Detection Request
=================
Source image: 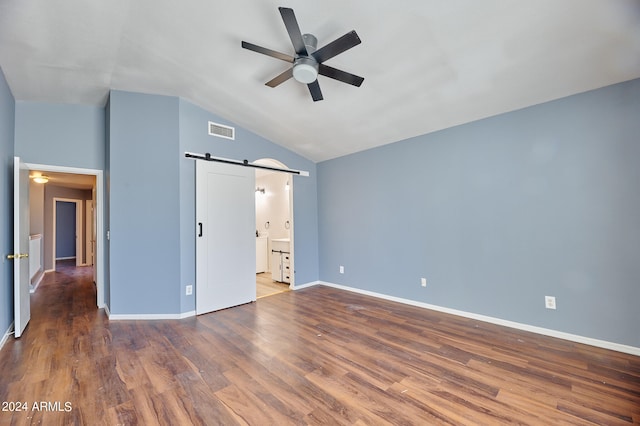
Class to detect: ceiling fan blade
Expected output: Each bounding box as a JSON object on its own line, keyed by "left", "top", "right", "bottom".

{"left": 318, "top": 64, "right": 364, "bottom": 87}
{"left": 266, "top": 68, "right": 294, "bottom": 87}
{"left": 312, "top": 30, "right": 361, "bottom": 64}
{"left": 279, "top": 7, "right": 308, "bottom": 56}
{"left": 307, "top": 80, "right": 323, "bottom": 102}
{"left": 241, "top": 41, "right": 294, "bottom": 63}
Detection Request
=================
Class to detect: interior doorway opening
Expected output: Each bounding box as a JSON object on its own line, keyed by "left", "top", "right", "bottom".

{"left": 254, "top": 158, "right": 295, "bottom": 299}
{"left": 25, "top": 163, "right": 104, "bottom": 308}
{"left": 53, "top": 198, "right": 82, "bottom": 269}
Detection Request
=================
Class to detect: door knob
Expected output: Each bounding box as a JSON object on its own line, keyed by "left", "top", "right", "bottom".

{"left": 6, "top": 253, "right": 28, "bottom": 260}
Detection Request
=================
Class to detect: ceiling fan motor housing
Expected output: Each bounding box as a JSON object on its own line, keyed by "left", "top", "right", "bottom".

{"left": 292, "top": 33, "right": 319, "bottom": 84}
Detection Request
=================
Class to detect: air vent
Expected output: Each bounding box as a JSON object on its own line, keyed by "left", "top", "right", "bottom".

{"left": 208, "top": 121, "right": 235, "bottom": 140}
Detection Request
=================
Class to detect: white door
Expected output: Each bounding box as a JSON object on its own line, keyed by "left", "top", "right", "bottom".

{"left": 196, "top": 161, "right": 256, "bottom": 315}
{"left": 13, "top": 157, "right": 30, "bottom": 338}
{"left": 86, "top": 200, "right": 94, "bottom": 266}
{"left": 91, "top": 186, "right": 97, "bottom": 284}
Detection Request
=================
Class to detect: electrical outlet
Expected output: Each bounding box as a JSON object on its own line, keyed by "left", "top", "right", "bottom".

{"left": 339, "top": 265, "right": 344, "bottom": 274}
{"left": 421, "top": 278, "right": 427, "bottom": 287}
{"left": 545, "top": 296, "right": 556, "bottom": 310}
{"left": 186, "top": 285, "right": 193, "bottom": 296}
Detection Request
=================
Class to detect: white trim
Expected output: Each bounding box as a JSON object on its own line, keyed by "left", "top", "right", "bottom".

{"left": 291, "top": 280, "right": 321, "bottom": 290}
{"left": 288, "top": 177, "right": 295, "bottom": 289}
{"left": 55, "top": 256, "right": 77, "bottom": 261}
{"left": 103, "top": 304, "right": 110, "bottom": 317}
{"left": 29, "top": 271, "right": 44, "bottom": 293}
{"left": 44, "top": 268, "right": 55, "bottom": 273}
{"left": 109, "top": 311, "right": 196, "bottom": 321}
{"left": 319, "top": 281, "right": 640, "bottom": 357}
{"left": 1, "top": 322, "right": 15, "bottom": 350}
{"left": 85, "top": 200, "right": 94, "bottom": 268}
{"left": 25, "top": 163, "right": 105, "bottom": 309}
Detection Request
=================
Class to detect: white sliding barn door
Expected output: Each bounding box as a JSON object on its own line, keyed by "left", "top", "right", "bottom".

{"left": 196, "top": 161, "right": 256, "bottom": 315}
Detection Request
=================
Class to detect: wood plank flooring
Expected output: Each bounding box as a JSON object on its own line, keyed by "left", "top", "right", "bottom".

{"left": 1, "top": 263, "right": 639, "bottom": 425}
{"left": 256, "top": 272, "right": 290, "bottom": 299}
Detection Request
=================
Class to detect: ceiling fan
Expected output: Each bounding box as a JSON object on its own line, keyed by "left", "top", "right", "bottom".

{"left": 241, "top": 7, "right": 364, "bottom": 102}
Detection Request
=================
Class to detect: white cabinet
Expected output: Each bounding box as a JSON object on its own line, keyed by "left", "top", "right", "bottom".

{"left": 271, "top": 238, "right": 290, "bottom": 283}
{"left": 256, "top": 236, "right": 268, "bottom": 273}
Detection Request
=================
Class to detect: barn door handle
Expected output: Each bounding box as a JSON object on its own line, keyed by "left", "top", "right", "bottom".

{"left": 198, "top": 222, "right": 203, "bottom": 237}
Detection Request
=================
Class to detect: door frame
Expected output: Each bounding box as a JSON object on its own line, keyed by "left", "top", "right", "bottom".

{"left": 86, "top": 200, "right": 94, "bottom": 267}
{"left": 52, "top": 198, "right": 83, "bottom": 267}
{"left": 25, "top": 162, "right": 105, "bottom": 309}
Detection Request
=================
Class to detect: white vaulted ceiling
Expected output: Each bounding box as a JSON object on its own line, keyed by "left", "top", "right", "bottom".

{"left": 1, "top": 1, "right": 639, "bottom": 162}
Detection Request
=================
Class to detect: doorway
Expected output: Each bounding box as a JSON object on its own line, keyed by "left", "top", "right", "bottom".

{"left": 53, "top": 198, "right": 82, "bottom": 268}
{"left": 254, "top": 158, "right": 295, "bottom": 299}
{"left": 192, "top": 154, "right": 303, "bottom": 313}
{"left": 25, "top": 162, "right": 104, "bottom": 308}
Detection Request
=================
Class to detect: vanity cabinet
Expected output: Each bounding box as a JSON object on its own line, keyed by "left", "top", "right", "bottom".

{"left": 271, "top": 239, "right": 290, "bottom": 283}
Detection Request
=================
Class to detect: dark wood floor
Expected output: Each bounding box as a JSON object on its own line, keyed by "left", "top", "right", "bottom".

{"left": 1, "top": 264, "right": 639, "bottom": 425}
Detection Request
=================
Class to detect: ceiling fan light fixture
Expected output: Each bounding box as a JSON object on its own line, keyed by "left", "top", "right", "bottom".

{"left": 292, "top": 58, "right": 318, "bottom": 84}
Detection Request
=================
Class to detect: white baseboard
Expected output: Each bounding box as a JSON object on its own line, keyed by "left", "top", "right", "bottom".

{"left": 319, "top": 281, "right": 640, "bottom": 357}
{"left": 291, "top": 280, "right": 321, "bottom": 290}
{"left": 29, "top": 270, "right": 45, "bottom": 294}
{"left": 45, "top": 268, "right": 55, "bottom": 273}
{"left": 0, "top": 322, "right": 15, "bottom": 350}
{"left": 56, "top": 256, "right": 76, "bottom": 261}
{"left": 108, "top": 310, "right": 196, "bottom": 321}
{"left": 103, "top": 304, "right": 110, "bottom": 317}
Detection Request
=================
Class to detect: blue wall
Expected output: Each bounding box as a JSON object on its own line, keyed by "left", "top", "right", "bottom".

{"left": 55, "top": 201, "right": 76, "bottom": 259}
{"left": 0, "top": 68, "right": 15, "bottom": 337}
{"left": 108, "top": 91, "right": 181, "bottom": 315}
{"left": 15, "top": 102, "right": 105, "bottom": 170}
{"left": 318, "top": 78, "right": 640, "bottom": 348}
{"left": 178, "top": 99, "right": 319, "bottom": 313}
{"left": 13, "top": 101, "right": 106, "bottom": 306}
{"left": 107, "top": 92, "right": 319, "bottom": 315}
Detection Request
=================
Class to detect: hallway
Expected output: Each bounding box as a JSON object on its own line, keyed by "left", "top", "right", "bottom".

{"left": 0, "top": 262, "right": 101, "bottom": 424}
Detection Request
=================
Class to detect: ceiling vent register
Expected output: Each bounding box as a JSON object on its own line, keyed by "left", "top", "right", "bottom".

{"left": 208, "top": 121, "right": 235, "bottom": 140}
